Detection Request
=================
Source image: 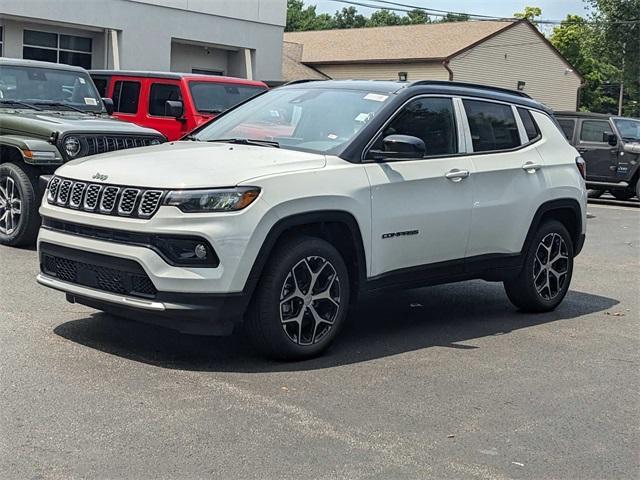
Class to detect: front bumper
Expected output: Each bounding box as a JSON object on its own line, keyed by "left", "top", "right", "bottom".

{"left": 37, "top": 273, "right": 248, "bottom": 335}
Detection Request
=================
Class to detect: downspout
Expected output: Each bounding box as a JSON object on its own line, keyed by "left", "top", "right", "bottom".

{"left": 443, "top": 58, "right": 454, "bottom": 81}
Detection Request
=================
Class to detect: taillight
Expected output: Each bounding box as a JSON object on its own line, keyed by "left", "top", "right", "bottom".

{"left": 576, "top": 156, "right": 586, "bottom": 179}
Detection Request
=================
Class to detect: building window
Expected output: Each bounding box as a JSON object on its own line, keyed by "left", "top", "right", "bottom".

{"left": 463, "top": 99, "right": 521, "bottom": 152}
{"left": 149, "top": 83, "right": 182, "bottom": 116}
{"left": 192, "top": 68, "right": 223, "bottom": 76}
{"left": 23, "top": 29, "right": 92, "bottom": 69}
{"left": 112, "top": 80, "right": 140, "bottom": 114}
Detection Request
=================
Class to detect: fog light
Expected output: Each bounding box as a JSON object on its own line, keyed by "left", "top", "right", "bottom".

{"left": 194, "top": 243, "right": 207, "bottom": 259}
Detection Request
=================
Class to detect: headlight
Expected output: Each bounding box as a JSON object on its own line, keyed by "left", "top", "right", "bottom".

{"left": 63, "top": 136, "right": 82, "bottom": 158}
{"left": 164, "top": 187, "right": 260, "bottom": 213}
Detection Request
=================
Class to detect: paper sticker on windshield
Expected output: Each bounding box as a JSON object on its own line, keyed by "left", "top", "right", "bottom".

{"left": 327, "top": 134, "right": 338, "bottom": 140}
{"left": 364, "top": 93, "right": 388, "bottom": 102}
{"left": 79, "top": 78, "right": 86, "bottom": 84}
{"left": 84, "top": 98, "right": 98, "bottom": 106}
{"left": 355, "top": 112, "right": 372, "bottom": 123}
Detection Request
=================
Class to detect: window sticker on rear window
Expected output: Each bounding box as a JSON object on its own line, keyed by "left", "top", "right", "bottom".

{"left": 84, "top": 97, "right": 98, "bottom": 105}
{"left": 364, "top": 93, "right": 388, "bottom": 102}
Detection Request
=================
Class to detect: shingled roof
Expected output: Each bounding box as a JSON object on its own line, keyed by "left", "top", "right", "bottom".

{"left": 283, "top": 20, "right": 515, "bottom": 64}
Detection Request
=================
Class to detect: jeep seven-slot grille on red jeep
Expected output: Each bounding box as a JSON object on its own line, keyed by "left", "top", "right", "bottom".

{"left": 46, "top": 176, "right": 165, "bottom": 218}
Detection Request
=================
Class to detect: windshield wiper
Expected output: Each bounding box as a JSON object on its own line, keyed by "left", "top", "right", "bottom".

{"left": 32, "top": 101, "right": 93, "bottom": 114}
{"left": 0, "top": 99, "right": 42, "bottom": 111}
{"left": 207, "top": 138, "right": 280, "bottom": 148}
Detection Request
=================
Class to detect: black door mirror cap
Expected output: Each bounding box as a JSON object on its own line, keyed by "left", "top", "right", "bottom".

{"left": 165, "top": 100, "right": 184, "bottom": 119}
{"left": 607, "top": 133, "right": 618, "bottom": 147}
{"left": 101, "top": 97, "right": 114, "bottom": 115}
{"left": 380, "top": 134, "right": 426, "bottom": 159}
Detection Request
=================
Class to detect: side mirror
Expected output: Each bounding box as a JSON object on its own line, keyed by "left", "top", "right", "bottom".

{"left": 102, "top": 97, "right": 114, "bottom": 115}
{"left": 165, "top": 100, "right": 184, "bottom": 119}
{"left": 606, "top": 133, "right": 618, "bottom": 146}
{"left": 375, "top": 134, "right": 426, "bottom": 159}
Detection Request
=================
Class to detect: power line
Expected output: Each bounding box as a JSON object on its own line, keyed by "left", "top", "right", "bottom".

{"left": 325, "top": 0, "right": 640, "bottom": 26}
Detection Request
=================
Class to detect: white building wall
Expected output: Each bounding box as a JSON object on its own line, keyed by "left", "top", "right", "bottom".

{"left": 448, "top": 22, "right": 582, "bottom": 110}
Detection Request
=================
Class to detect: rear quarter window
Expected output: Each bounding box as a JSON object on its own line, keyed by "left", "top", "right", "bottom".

{"left": 517, "top": 107, "right": 540, "bottom": 142}
{"left": 557, "top": 118, "right": 576, "bottom": 141}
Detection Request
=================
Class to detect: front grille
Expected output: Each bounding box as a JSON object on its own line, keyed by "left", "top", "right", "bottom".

{"left": 48, "top": 176, "right": 165, "bottom": 219}
{"left": 41, "top": 243, "right": 157, "bottom": 299}
{"left": 82, "top": 135, "right": 161, "bottom": 156}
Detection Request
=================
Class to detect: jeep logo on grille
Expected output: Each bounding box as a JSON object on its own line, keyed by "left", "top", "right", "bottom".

{"left": 92, "top": 173, "right": 109, "bottom": 182}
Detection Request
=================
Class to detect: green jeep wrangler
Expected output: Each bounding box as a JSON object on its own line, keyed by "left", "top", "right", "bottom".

{"left": 0, "top": 58, "right": 166, "bottom": 246}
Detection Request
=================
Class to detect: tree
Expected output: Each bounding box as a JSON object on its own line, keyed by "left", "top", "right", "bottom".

{"left": 587, "top": 0, "right": 640, "bottom": 116}
{"left": 333, "top": 6, "right": 367, "bottom": 29}
{"left": 514, "top": 6, "right": 542, "bottom": 25}
{"left": 437, "top": 12, "right": 471, "bottom": 23}
{"left": 405, "top": 9, "right": 431, "bottom": 25}
{"left": 550, "top": 14, "right": 619, "bottom": 113}
{"left": 366, "top": 10, "right": 404, "bottom": 27}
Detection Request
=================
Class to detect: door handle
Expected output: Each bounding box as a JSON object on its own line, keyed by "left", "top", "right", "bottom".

{"left": 522, "top": 162, "right": 542, "bottom": 173}
{"left": 445, "top": 169, "right": 470, "bottom": 182}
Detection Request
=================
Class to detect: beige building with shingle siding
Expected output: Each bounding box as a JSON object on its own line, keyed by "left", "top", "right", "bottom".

{"left": 283, "top": 20, "right": 583, "bottom": 110}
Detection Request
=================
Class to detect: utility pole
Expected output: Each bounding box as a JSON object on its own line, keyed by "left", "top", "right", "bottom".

{"left": 618, "top": 42, "right": 625, "bottom": 116}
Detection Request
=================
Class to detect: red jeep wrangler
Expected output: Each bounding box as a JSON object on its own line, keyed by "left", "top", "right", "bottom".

{"left": 90, "top": 71, "right": 268, "bottom": 141}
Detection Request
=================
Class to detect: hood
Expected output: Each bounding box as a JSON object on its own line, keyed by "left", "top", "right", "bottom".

{"left": 0, "top": 110, "right": 161, "bottom": 137}
{"left": 55, "top": 141, "right": 326, "bottom": 188}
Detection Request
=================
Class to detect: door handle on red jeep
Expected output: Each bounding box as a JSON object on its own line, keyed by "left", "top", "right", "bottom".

{"left": 522, "top": 162, "right": 542, "bottom": 173}
{"left": 445, "top": 169, "right": 470, "bottom": 182}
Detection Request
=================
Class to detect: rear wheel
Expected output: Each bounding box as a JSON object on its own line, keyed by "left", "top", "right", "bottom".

{"left": 504, "top": 220, "right": 574, "bottom": 312}
{"left": 245, "top": 236, "right": 350, "bottom": 360}
{"left": 587, "top": 189, "right": 604, "bottom": 198}
{"left": 0, "top": 162, "right": 40, "bottom": 247}
{"left": 611, "top": 189, "right": 635, "bottom": 201}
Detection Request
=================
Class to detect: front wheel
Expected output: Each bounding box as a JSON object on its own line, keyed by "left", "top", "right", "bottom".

{"left": 504, "top": 220, "right": 574, "bottom": 312}
{"left": 245, "top": 236, "right": 350, "bottom": 360}
{"left": 0, "top": 162, "right": 40, "bottom": 247}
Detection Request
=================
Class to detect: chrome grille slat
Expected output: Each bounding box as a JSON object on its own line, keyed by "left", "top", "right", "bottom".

{"left": 138, "top": 190, "right": 163, "bottom": 217}
{"left": 69, "top": 182, "right": 86, "bottom": 209}
{"left": 84, "top": 184, "right": 102, "bottom": 210}
{"left": 56, "top": 180, "right": 73, "bottom": 205}
{"left": 99, "top": 186, "right": 120, "bottom": 213}
{"left": 117, "top": 188, "right": 140, "bottom": 215}
{"left": 47, "top": 176, "right": 164, "bottom": 218}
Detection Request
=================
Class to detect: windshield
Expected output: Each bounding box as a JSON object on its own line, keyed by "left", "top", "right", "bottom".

{"left": 0, "top": 64, "right": 103, "bottom": 112}
{"left": 189, "top": 81, "right": 267, "bottom": 114}
{"left": 614, "top": 118, "right": 640, "bottom": 143}
{"left": 193, "top": 87, "right": 390, "bottom": 154}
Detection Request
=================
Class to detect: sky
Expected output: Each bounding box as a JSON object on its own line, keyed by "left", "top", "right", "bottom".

{"left": 312, "top": 0, "right": 589, "bottom": 22}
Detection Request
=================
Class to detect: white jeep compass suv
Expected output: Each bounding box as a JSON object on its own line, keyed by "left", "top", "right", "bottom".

{"left": 37, "top": 80, "right": 587, "bottom": 360}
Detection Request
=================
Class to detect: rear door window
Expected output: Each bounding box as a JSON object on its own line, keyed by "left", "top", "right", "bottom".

{"left": 92, "top": 76, "right": 109, "bottom": 97}
{"left": 149, "top": 83, "right": 182, "bottom": 116}
{"left": 463, "top": 99, "right": 521, "bottom": 152}
{"left": 580, "top": 120, "right": 613, "bottom": 143}
{"left": 557, "top": 119, "right": 576, "bottom": 141}
{"left": 112, "top": 80, "right": 140, "bottom": 114}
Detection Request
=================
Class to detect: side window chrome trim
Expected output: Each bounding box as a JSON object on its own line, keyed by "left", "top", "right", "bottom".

{"left": 361, "top": 94, "right": 459, "bottom": 163}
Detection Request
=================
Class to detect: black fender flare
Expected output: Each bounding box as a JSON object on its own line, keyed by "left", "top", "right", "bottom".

{"left": 522, "top": 198, "right": 584, "bottom": 256}
{"left": 241, "top": 210, "right": 368, "bottom": 297}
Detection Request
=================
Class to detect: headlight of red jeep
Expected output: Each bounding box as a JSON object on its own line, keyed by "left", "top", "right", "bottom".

{"left": 164, "top": 187, "right": 260, "bottom": 213}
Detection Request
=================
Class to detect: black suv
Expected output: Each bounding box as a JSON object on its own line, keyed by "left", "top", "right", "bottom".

{"left": 555, "top": 111, "right": 640, "bottom": 200}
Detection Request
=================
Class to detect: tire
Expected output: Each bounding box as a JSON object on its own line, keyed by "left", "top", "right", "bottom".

{"left": 504, "top": 220, "right": 574, "bottom": 312}
{"left": 611, "top": 189, "right": 635, "bottom": 201}
{"left": 0, "top": 162, "right": 41, "bottom": 247}
{"left": 245, "top": 235, "right": 350, "bottom": 360}
{"left": 587, "top": 189, "right": 604, "bottom": 199}
{"left": 636, "top": 180, "right": 640, "bottom": 200}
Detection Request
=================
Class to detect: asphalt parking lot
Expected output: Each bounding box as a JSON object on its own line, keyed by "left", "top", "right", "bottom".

{"left": 1, "top": 200, "right": 638, "bottom": 480}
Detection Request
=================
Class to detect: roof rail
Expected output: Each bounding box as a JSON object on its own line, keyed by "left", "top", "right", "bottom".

{"left": 282, "top": 79, "right": 328, "bottom": 86}
{"left": 409, "top": 80, "right": 532, "bottom": 99}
